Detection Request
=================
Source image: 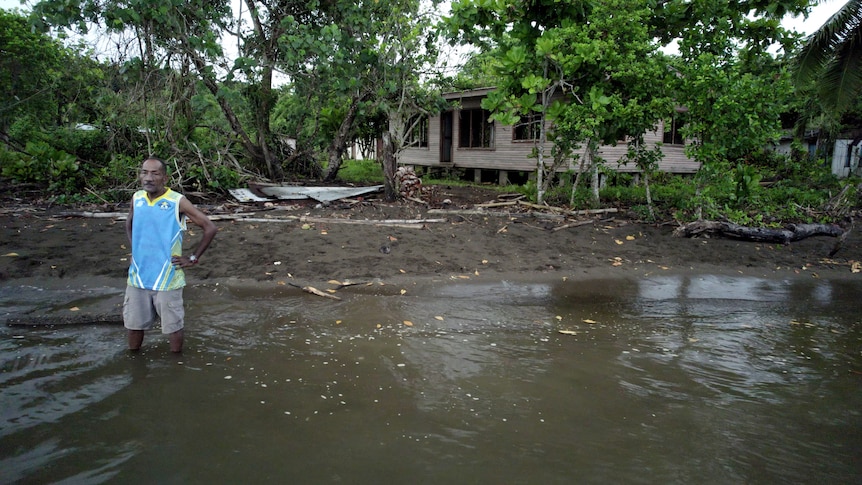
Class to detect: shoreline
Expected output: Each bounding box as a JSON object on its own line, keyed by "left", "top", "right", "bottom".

{"left": 1, "top": 199, "right": 859, "bottom": 289}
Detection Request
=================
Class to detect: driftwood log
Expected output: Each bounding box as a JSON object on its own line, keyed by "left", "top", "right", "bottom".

{"left": 673, "top": 220, "right": 846, "bottom": 244}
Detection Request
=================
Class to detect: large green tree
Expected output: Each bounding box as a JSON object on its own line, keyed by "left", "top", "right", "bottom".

{"left": 446, "top": 0, "right": 811, "bottom": 211}
{"left": 266, "top": 0, "right": 444, "bottom": 199}
{"left": 656, "top": 0, "right": 805, "bottom": 218}
{"left": 446, "top": 0, "right": 673, "bottom": 205}
{"left": 1, "top": 8, "right": 106, "bottom": 153}
{"left": 374, "top": 2, "right": 447, "bottom": 200}
{"left": 31, "top": 0, "right": 396, "bottom": 180}
{"left": 23, "top": 0, "right": 450, "bottom": 196}
{"left": 0, "top": 9, "right": 65, "bottom": 140}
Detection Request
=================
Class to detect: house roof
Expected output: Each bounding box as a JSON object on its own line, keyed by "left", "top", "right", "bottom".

{"left": 442, "top": 87, "right": 496, "bottom": 100}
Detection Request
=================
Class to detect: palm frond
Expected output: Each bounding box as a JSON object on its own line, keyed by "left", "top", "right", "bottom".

{"left": 794, "top": 0, "right": 862, "bottom": 84}
{"left": 817, "top": 19, "right": 862, "bottom": 109}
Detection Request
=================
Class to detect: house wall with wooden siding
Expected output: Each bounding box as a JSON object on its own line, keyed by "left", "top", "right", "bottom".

{"left": 597, "top": 124, "right": 698, "bottom": 174}
{"left": 398, "top": 89, "right": 700, "bottom": 176}
{"left": 451, "top": 120, "right": 539, "bottom": 171}
{"left": 400, "top": 119, "right": 440, "bottom": 166}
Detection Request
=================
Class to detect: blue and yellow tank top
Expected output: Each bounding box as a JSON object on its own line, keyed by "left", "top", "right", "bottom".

{"left": 127, "top": 189, "right": 187, "bottom": 290}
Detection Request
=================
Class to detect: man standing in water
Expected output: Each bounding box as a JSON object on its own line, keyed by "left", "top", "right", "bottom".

{"left": 124, "top": 157, "right": 217, "bottom": 353}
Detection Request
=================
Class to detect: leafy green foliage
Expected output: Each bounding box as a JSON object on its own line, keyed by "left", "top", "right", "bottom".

{"left": 186, "top": 163, "right": 243, "bottom": 192}
{"left": 448, "top": 0, "right": 675, "bottom": 204}
{"left": 88, "top": 155, "right": 137, "bottom": 198}
{"left": 0, "top": 10, "right": 64, "bottom": 133}
{"left": 336, "top": 159, "right": 384, "bottom": 184}
{"left": 0, "top": 142, "right": 81, "bottom": 194}
{"left": 793, "top": 0, "right": 862, "bottom": 114}
{"left": 733, "top": 162, "right": 763, "bottom": 203}
{"left": 45, "top": 126, "right": 110, "bottom": 165}
{"left": 596, "top": 156, "right": 853, "bottom": 224}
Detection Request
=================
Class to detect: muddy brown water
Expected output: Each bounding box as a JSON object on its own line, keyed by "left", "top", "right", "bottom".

{"left": 1, "top": 274, "right": 861, "bottom": 484}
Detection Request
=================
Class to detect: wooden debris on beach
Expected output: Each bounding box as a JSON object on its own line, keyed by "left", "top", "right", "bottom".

{"left": 57, "top": 210, "right": 446, "bottom": 228}
{"left": 58, "top": 211, "right": 127, "bottom": 219}
{"left": 53, "top": 192, "right": 619, "bottom": 233}
{"left": 299, "top": 216, "right": 445, "bottom": 226}
{"left": 327, "top": 279, "right": 365, "bottom": 290}
{"left": 288, "top": 283, "right": 342, "bottom": 300}
{"left": 430, "top": 198, "right": 617, "bottom": 222}
{"left": 552, "top": 219, "right": 597, "bottom": 232}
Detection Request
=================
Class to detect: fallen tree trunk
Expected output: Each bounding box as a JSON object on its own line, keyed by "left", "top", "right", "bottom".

{"left": 672, "top": 220, "right": 845, "bottom": 244}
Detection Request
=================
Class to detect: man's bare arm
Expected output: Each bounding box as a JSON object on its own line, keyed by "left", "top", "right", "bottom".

{"left": 176, "top": 197, "right": 217, "bottom": 267}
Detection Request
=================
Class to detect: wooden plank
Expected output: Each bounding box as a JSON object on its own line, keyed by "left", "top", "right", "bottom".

{"left": 299, "top": 216, "right": 446, "bottom": 225}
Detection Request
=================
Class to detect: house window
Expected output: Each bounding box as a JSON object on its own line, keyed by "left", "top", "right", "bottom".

{"left": 513, "top": 113, "right": 542, "bottom": 141}
{"left": 459, "top": 108, "right": 494, "bottom": 148}
{"left": 662, "top": 115, "right": 685, "bottom": 145}
{"left": 406, "top": 115, "right": 429, "bottom": 148}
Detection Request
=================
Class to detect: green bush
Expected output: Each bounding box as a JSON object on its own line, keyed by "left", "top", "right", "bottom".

{"left": 514, "top": 179, "right": 537, "bottom": 201}
{"left": 186, "top": 163, "right": 244, "bottom": 192}
{"left": 45, "top": 126, "right": 110, "bottom": 165}
{"left": 84, "top": 154, "right": 139, "bottom": 203}
{"left": 600, "top": 183, "right": 646, "bottom": 206}
{"left": 0, "top": 141, "right": 81, "bottom": 194}
{"left": 599, "top": 173, "right": 699, "bottom": 219}
{"left": 337, "top": 159, "right": 383, "bottom": 183}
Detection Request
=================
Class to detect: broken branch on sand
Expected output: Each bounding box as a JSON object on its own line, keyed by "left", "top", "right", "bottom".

{"left": 551, "top": 219, "right": 596, "bottom": 232}
{"left": 428, "top": 204, "right": 617, "bottom": 220}
{"left": 288, "top": 283, "right": 342, "bottom": 300}
{"left": 476, "top": 201, "right": 518, "bottom": 208}
{"left": 428, "top": 209, "right": 567, "bottom": 220}
{"left": 299, "top": 216, "right": 445, "bottom": 226}
{"left": 212, "top": 215, "right": 443, "bottom": 226}
{"left": 516, "top": 200, "right": 619, "bottom": 217}
{"left": 58, "top": 211, "right": 127, "bottom": 219}
{"left": 569, "top": 208, "right": 619, "bottom": 216}
{"left": 211, "top": 215, "right": 298, "bottom": 222}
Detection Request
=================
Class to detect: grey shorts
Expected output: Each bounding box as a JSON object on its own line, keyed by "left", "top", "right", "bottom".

{"left": 123, "top": 286, "right": 185, "bottom": 334}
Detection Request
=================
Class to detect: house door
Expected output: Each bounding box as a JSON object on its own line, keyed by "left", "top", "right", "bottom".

{"left": 440, "top": 111, "right": 453, "bottom": 164}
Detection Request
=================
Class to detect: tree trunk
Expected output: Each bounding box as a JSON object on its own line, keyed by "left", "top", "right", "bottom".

{"left": 589, "top": 144, "right": 600, "bottom": 206}
{"left": 254, "top": 65, "right": 282, "bottom": 180}
{"left": 323, "top": 96, "right": 362, "bottom": 182}
{"left": 381, "top": 130, "right": 398, "bottom": 201}
{"left": 243, "top": 0, "right": 286, "bottom": 180}
{"left": 188, "top": 52, "right": 271, "bottom": 177}
{"left": 643, "top": 170, "right": 655, "bottom": 220}
{"left": 536, "top": 146, "right": 546, "bottom": 205}
{"left": 570, "top": 144, "right": 588, "bottom": 207}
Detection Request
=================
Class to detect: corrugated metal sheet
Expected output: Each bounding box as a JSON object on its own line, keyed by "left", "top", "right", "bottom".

{"left": 230, "top": 186, "right": 384, "bottom": 203}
